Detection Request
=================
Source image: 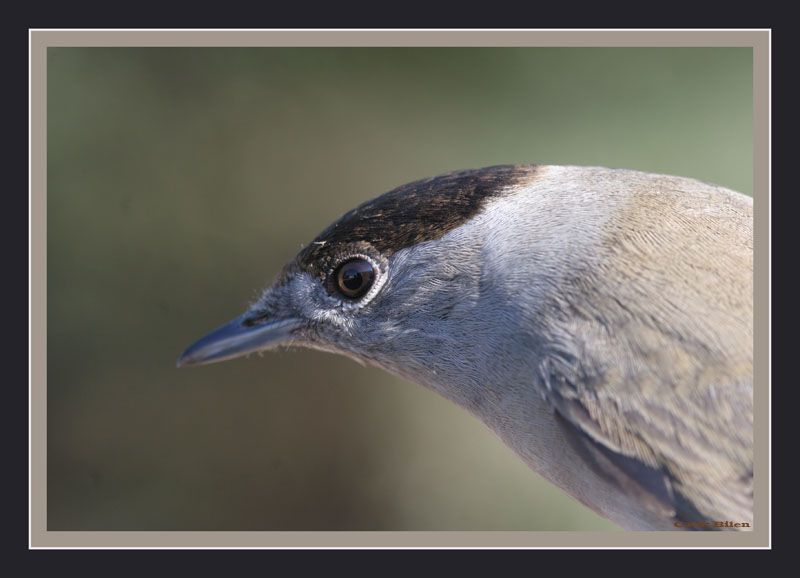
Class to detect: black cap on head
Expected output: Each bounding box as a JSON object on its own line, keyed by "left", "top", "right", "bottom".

{"left": 295, "top": 164, "right": 539, "bottom": 277}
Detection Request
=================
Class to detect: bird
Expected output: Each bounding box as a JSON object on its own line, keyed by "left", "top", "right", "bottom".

{"left": 177, "top": 164, "right": 753, "bottom": 531}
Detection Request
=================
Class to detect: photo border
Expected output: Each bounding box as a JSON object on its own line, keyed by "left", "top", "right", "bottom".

{"left": 30, "top": 28, "right": 770, "bottom": 548}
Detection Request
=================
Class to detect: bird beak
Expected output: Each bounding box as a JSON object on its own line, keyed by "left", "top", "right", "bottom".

{"left": 176, "top": 313, "right": 304, "bottom": 368}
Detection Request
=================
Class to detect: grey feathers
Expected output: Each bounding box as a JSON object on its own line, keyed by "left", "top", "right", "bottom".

{"left": 227, "top": 165, "right": 754, "bottom": 530}
{"left": 518, "top": 167, "right": 753, "bottom": 527}
{"left": 346, "top": 165, "right": 753, "bottom": 529}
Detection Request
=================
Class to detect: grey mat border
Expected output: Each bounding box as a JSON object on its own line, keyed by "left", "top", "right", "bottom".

{"left": 30, "top": 29, "right": 770, "bottom": 548}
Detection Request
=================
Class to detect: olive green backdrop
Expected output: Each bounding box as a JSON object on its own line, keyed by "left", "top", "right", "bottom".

{"left": 47, "top": 47, "right": 752, "bottom": 530}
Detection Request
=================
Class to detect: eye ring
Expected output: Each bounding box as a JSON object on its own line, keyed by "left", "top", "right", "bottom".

{"left": 333, "top": 257, "right": 376, "bottom": 299}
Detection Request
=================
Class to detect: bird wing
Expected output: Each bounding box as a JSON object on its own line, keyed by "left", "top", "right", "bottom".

{"left": 530, "top": 176, "right": 754, "bottom": 527}
{"left": 538, "top": 320, "right": 753, "bottom": 526}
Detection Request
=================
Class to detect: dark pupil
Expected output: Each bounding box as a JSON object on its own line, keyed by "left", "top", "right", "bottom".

{"left": 337, "top": 259, "right": 374, "bottom": 297}
{"left": 342, "top": 267, "right": 365, "bottom": 290}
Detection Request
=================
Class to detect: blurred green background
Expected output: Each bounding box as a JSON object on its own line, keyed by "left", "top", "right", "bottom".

{"left": 47, "top": 47, "right": 752, "bottom": 531}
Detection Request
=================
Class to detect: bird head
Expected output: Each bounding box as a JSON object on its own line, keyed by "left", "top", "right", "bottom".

{"left": 177, "top": 165, "right": 541, "bottom": 393}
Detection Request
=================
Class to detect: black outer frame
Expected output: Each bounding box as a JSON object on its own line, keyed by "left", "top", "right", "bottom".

{"left": 11, "top": 7, "right": 782, "bottom": 569}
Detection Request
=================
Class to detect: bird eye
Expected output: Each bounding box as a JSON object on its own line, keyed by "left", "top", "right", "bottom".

{"left": 334, "top": 258, "right": 375, "bottom": 299}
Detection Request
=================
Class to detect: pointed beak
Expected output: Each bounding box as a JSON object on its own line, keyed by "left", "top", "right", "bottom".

{"left": 176, "top": 313, "right": 304, "bottom": 368}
